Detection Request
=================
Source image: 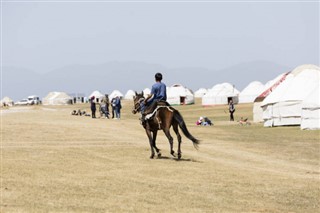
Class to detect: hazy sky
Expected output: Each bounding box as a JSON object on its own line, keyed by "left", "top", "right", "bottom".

{"left": 2, "top": 0, "right": 319, "bottom": 73}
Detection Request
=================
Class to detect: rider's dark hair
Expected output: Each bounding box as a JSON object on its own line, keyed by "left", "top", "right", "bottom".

{"left": 155, "top": 73, "right": 163, "bottom": 81}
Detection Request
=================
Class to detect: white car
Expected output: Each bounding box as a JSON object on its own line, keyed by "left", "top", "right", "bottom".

{"left": 15, "top": 99, "right": 29, "bottom": 106}
{"left": 27, "top": 95, "right": 41, "bottom": 105}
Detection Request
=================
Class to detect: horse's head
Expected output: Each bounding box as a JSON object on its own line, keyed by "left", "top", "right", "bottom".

{"left": 132, "top": 91, "right": 144, "bottom": 114}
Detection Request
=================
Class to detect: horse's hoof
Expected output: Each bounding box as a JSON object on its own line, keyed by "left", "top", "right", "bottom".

{"left": 171, "top": 151, "right": 175, "bottom": 157}
{"left": 150, "top": 155, "right": 154, "bottom": 159}
{"left": 157, "top": 153, "right": 162, "bottom": 158}
{"left": 177, "top": 153, "right": 181, "bottom": 160}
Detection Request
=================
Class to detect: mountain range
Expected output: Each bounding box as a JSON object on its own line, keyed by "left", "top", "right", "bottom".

{"left": 2, "top": 60, "right": 292, "bottom": 101}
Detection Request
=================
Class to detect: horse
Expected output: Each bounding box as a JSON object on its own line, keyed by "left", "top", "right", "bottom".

{"left": 132, "top": 92, "right": 200, "bottom": 159}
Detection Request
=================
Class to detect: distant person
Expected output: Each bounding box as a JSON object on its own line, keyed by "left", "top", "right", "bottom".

{"left": 105, "top": 94, "right": 110, "bottom": 119}
{"left": 90, "top": 96, "right": 96, "bottom": 118}
{"left": 141, "top": 72, "right": 168, "bottom": 125}
{"left": 228, "top": 99, "right": 235, "bottom": 121}
{"left": 114, "top": 96, "right": 122, "bottom": 119}
{"left": 111, "top": 97, "right": 116, "bottom": 119}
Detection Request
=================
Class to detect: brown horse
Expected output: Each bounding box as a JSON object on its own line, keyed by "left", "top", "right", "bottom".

{"left": 132, "top": 92, "right": 199, "bottom": 159}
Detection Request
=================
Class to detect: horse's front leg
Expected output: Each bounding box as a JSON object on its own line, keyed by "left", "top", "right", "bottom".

{"left": 152, "top": 130, "right": 161, "bottom": 158}
{"left": 145, "top": 128, "right": 155, "bottom": 159}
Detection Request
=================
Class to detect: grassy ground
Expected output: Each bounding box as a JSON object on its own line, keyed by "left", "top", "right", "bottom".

{"left": 1, "top": 99, "right": 319, "bottom": 212}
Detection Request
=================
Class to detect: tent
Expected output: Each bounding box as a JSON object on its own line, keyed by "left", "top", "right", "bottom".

{"left": 252, "top": 72, "right": 290, "bottom": 122}
{"left": 42, "top": 92, "right": 73, "bottom": 105}
{"left": 167, "top": 84, "right": 194, "bottom": 105}
{"left": 1, "top": 96, "right": 14, "bottom": 106}
{"left": 124, "top": 90, "right": 136, "bottom": 100}
{"left": 301, "top": 86, "right": 320, "bottom": 130}
{"left": 239, "top": 81, "right": 264, "bottom": 103}
{"left": 143, "top": 88, "right": 151, "bottom": 98}
{"left": 202, "top": 83, "right": 239, "bottom": 106}
{"left": 109, "top": 90, "right": 123, "bottom": 100}
{"left": 89, "top": 90, "right": 105, "bottom": 103}
{"left": 261, "top": 64, "right": 320, "bottom": 127}
{"left": 194, "top": 88, "right": 208, "bottom": 98}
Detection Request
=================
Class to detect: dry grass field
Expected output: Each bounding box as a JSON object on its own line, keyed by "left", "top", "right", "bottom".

{"left": 1, "top": 99, "right": 319, "bottom": 212}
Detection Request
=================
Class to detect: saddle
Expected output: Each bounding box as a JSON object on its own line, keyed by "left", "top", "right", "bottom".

{"left": 142, "top": 101, "right": 171, "bottom": 129}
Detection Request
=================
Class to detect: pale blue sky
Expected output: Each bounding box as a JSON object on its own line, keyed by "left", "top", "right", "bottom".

{"left": 2, "top": 1, "right": 319, "bottom": 73}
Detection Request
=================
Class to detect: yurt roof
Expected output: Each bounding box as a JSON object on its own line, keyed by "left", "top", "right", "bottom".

{"left": 124, "top": 90, "right": 135, "bottom": 99}
{"left": 89, "top": 90, "right": 104, "bottom": 98}
{"left": 195, "top": 88, "right": 208, "bottom": 93}
{"left": 262, "top": 65, "right": 320, "bottom": 106}
{"left": 194, "top": 88, "right": 208, "bottom": 97}
{"left": 143, "top": 88, "right": 151, "bottom": 94}
{"left": 1, "top": 96, "right": 14, "bottom": 103}
{"left": 254, "top": 72, "right": 290, "bottom": 102}
{"left": 44, "top": 91, "right": 72, "bottom": 100}
{"left": 110, "top": 90, "right": 123, "bottom": 99}
{"left": 206, "top": 82, "right": 239, "bottom": 97}
{"left": 240, "top": 81, "right": 264, "bottom": 96}
{"left": 167, "top": 84, "right": 194, "bottom": 97}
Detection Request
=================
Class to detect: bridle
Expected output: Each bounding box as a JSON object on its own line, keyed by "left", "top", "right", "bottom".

{"left": 132, "top": 96, "right": 145, "bottom": 114}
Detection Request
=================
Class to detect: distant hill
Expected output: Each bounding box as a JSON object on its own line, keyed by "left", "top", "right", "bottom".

{"left": 2, "top": 61, "right": 292, "bottom": 101}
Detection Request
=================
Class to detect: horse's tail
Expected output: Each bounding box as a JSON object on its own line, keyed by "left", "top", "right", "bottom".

{"left": 173, "top": 109, "right": 200, "bottom": 149}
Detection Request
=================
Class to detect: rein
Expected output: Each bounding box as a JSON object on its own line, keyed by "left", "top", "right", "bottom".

{"left": 133, "top": 97, "right": 145, "bottom": 113}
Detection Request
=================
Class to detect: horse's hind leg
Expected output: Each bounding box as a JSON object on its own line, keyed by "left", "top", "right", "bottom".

{"left": 152, "top": 130, "right": 161, "bottom": 158}
{"left": 173, "top": 123, "right": 182, "bottom": 160}
{"left": 163, "top": 128, "right": 175, "bottom": 157}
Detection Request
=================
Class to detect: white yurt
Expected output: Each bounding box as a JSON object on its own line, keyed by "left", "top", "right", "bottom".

{"left": 239, "top": 81, "right": 264, "bottom": 103}
{"left": 261, "top": 64, "right": 320, "bottom": 127}
{"left": 194, "top": 88, "right": 208, "bottom": 98}
{"left": 253, "top": 72, "right": 290, "bottom": 122}
{"left": 124, "top": 90, "right": 136, "bottom": 100}
{"left": 202, "top": 83, "right": 239, "bottom": 106}
{"left": 143, "top": 88, "right": 151, "bottom": 98}
{"left": 1, "top": 96, "right": 14, "bottom": 106}
{"left": 89, "top": 90, "right": 105, "bottom": 103}
{"left": 301, "top": 86, "right": 320, "bottom": 130}
{"left": 167, "top": 84, "right": 195, "bottom": 105}
{"left": 109, "top": 90, "right": 123, "bottom": 100}
{"left": 42, "top": 92, "right": 73, "bottom": 105}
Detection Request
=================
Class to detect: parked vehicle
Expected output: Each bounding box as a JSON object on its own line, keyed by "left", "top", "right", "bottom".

{"left": 27, "top": 95, "right": 41, "bottom": 105}
{"left": 15, "top": 99, "right": 29, "bottom": 106}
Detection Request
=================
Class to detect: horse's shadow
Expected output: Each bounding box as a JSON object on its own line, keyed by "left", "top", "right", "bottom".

{"left": 156, "top": 156, "right": 202, "bottom": 163}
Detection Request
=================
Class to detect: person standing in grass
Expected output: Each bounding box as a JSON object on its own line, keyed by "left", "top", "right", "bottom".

{"left": 114, "top": 96, "right": 121, "bottom": 119}
{"left": 229, "top": 99, "right": 235, "bottom": 121}
{"left": 90, "top": 96, "right": 96, "bottom": 118}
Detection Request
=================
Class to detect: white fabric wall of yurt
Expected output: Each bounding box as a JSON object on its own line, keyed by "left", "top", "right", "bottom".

{"left": 261, "top": 64, "right": 320, "bottom": 127}
{"left": 167, "top": 84, "right": 195, "bottom": 105}
{"left": 143, "top": 88, "right": 151, "bottom": 98}
{"left": 301, "top": 86, "right": 320, "bottom": 130}
{"left": 1, "top": 96, "right": 14, "bottom": 106}
{"left": 89, "top": 90, "right": 104, "bottom": 103}
{"left": 239, "top": 81, "right": 264, "bottom": 103}
{"left": 252, "top": 72, "right": 290, "bottom": 122}
{"left": 202, "top": 83, "right": 239, "bottom": 106}
{"left": 42, "top": 92, "right": 73, "bottom": 105}
{"left": 194, "top": 88, "right": 208, "bottom": 98}
{"left": 109, "top": 90, "right": 124, "bottom": 100}
{"left": 124, "top": 90, "right": 135, "bottom": 100}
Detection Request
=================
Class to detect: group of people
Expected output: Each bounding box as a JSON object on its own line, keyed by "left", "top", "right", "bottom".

{"left": 71, "top": 109, "right": 87, "bottom": 116}
{"left": 196, "top": 116, "right": 213, "bottom": 126}
{"left": 90, "top": 95, "right": 122, "bottom": 119}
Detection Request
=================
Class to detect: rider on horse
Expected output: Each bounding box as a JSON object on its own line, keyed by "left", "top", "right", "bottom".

{"left": 140, "top": 73, "right": 169, "bottom": 126}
